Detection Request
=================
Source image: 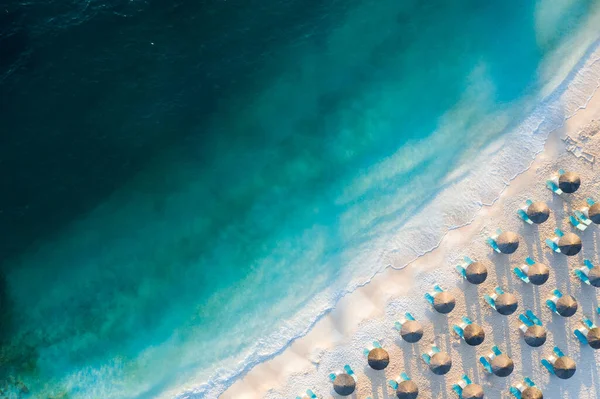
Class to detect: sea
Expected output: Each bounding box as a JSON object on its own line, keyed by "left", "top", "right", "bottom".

{"left": 2, "top": 0, "right": 600, "bottom": 398}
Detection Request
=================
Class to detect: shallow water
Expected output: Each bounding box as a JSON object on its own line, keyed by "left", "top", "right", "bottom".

{"left": 2, "top": 1, "right": 600, "bottom": 398}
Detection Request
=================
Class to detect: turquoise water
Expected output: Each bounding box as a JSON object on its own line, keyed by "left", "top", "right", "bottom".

{"left": 2, "top": 0, "right": 600, "bottom": 398}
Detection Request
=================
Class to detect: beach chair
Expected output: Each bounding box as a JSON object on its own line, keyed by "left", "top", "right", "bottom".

{"left": 456, "top": 256, "right": 488, "bottom": 285}
{"left": 569, "top": 198, "right": 599, "bottom": 231}
{"left": 452, "top": 374, "right": 484, "bottom": 398}
{"left": 574, "top": 316, "right": 600, "bottom": 349}
{"left": 453, "top": 316, "right": 485, "bottom": 346}
{"left": 484, "top": 286, "right": 518, "bottom": 315}
{"left": 546, "top": 289, "right": 578, "bottom": 317}
{"left": 295, "top": 389, "right": 318, "bottom": 399}
{"left": 513, "top": 257, "right": 549, "bottom": 285}
{"left": 571, "top": 198, "right": 600, "bottom": 228}
{"left": 388, "top": 372, "right": 412, "bottom": 390}
{"left": 422, "top": 345, "right": 452, "bottom": 375}
{"left": 388, "top": 372, "right": 418, "bottom": 398}
{"left": 509, "top": 378, "right": 542, "bottom": 399}
{"left": 329, "top": 365, "right": 356, "bottom": 396}
{"left": 541, "top": 347, "right": 577, "bottom": 379}
{"left": 424, "top": 284, "right": 456, "bottom": 314}
{"left": 546, "top": 169, "right": 580, "bottom": 195}
{"left": 363, "top": 340, "right": 389, "bottom": 370}
{"left": 394, "top": 312, "right": 424, "bottom": 343}
{"left": 479, "top": 346, "right": 514, "bottom": 377}
{"left": 545, "top": 229, "right": 582, "bottom": 256}
{"left": 518, "top": 310, "right": 546, "bottom": 347}
{"left": 575, "top": 259, "right": 600, "bottom": 287}
{"left": 486, "top": 229, "right": 519, "bottom": 254}
{"left": 517, "top": 200, "right": 550, "bottom": 225}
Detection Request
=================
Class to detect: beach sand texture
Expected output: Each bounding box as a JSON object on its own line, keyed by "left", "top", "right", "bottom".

{"left": 222, "top": 55, "right": 600, "bottom": 399}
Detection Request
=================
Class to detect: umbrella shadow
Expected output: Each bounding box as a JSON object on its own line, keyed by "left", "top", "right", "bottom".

{"left": 462, "top": 283, "right": 483, "bottom": 324}
{"left": 518, "top": 335, "right": 536, "bottom": 378}
{"left": 575, "top": 346, "right": 598, "bottom": 392}
{"left": 486, "top": 251, "right": 514, "bottom": 292}
{"left": 457, "top": 341, "right": 481, "bottom": 381}
{"left": 398, "top": 340, "right": 418, "bottom": 378}
{"left": 523, "top": 223, "right": 546, "bottom": 263}
{"left": 363, "top": 365, "right": 390, "bottom": 399}
{"left": 429, "top": 374, "right": 450, "bottom": 399}
{"left": 546, "top": 314, "right": 571, "bottom": 354}
{"left": 592, "top": 228, "right": 600, "bottom": 258}
{"left": 582, "top": 228, "right": 599, "bottom": 262}
{"left": 546, "top": 253, "right": 572, "bottom": 294}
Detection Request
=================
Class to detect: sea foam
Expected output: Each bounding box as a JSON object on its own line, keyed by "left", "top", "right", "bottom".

{"left": 180, "top": 35, "right": 600, "bottom": 399}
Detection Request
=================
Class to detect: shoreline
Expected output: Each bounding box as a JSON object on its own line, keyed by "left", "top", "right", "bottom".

{"left": 215, "top": 47, "right": 600, "bottom": 399}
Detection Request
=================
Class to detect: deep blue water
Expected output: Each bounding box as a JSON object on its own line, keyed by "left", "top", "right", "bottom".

{"left": 1, "top": 0, "right": 600, "bottom": 398}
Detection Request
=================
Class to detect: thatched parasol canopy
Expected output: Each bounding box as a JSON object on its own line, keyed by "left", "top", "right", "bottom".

{"left": 462, "top": 384, "right": 484, "bottom": 399}
{"left": 496, "top": 231, "right": 519, "bottom": 254}
{"left": 367, "top": 347, "right": 390, "bottom": 370}
{"left": 556, "top": 295, "right": 578, "bottom": 317}
{"left": 433, "top": 292, "right": 456, "bottom": 314}
{"left": 429, "top": 352, "right": 452, "bottom": 375}
{"left": 333, "top": 373, "right": 356, "bottom": 396}
{"left": 522, "top": 386, "right": 543, "bottom": 399}
{"left": 527, "top": 263, "right": 550, "bottom": 285}
{"left": 524, "top": 325, "right": 547, "bottom": 347}
{"left": 495, "top": 293, "right": 518, "bottom": 315}
{"left": 588, "top": 267, "right": 600, "bottom": 287}
{"left": 401, "top": 320, "right": 423, "bottom": 343}
{"left": 527, "top": 202, "right": 550, "bottom": 224}
{"left": 464, "top": 323, "right": 485, "bottom": 346}
{"left": 587, "top": 327, "right": 600, "bottom": 350}
{"left": 554, "top": 356, "right": 576, "bottom": 379}
{"left": 558, "top": 233, "right": 582, "bottom": 256}
{"left": 589, "top": 202, "right": 600, "bottom": 224}
{"left": 558, "top": 172, "right": 581, "bottom": 194}
{"left": 396, "top": 380, "right": 418, "bottom": 399}
{"left": 466, "top": 262, "right": 488, "bottom": 285}
{"left": 491, "top": 354, "right": 514, "bottom": 377}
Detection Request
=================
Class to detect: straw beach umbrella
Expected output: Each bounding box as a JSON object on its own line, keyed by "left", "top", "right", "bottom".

{"left": 462, "top": 384, "right": 484, "bottom": 399}
{"left": 556, "top": 295, "right": 578, "bottom": 317}
{"left": 587, "top": 327, "right": 600, "bottom": 349}
{"left": 465, "top": 262, "right": 488, "bottom": 285}
{"left": 558, "top": 172, "right": 581, "bottom": 193}
{"left": 429, "top": 352, "right": 452, "bottom": 375}
{"left": 554, "top": 357, "right": 576, "bottom": 379}
{"left": 367, "top": 347, "right": 389, "bottom": 370}
{"left": 396, "top": 380, "right": 418, "bottom": 399}
{"left": 433, "top": 292, "right": 456, "bottom": 314}
{"left": 558, "top": 233, "right": 582, "bottom": 256}
{"left": 522, "top": 387, "right": 543, "bottom": 399}
{"left": 496, "top": 231, "right": 519, "bottom": 254}
{"left": 401, "top": 320, "right": 424, "bottom": 343}
{"left": 527, "top": 263, "right": 550, "bottom": 285}
{"left": 333, "top": 373, "right": 356, "bottom": 396}
{"left": 587, "top": 267, "right": 600, "bottom": 287}
{"left": 524, "top": 325, "right": 547, "bottom": 347}
{"left": 589, "top": 202, "right": 600, "bottom": 224}
{"left": 491, "top": 354, "right": 514, "bottom": 377}
{"left": 527, "top": 202, "right": 550, "bottom": 224}
{"left": 495, "top": 293, "right": 518, "bottom": 315}
{"left": 464, "top": 323, "right": 485, "bottom": 346}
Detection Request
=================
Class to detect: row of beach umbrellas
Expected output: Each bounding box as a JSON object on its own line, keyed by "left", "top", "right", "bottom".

{"left": 299, "top": 170, "right": 596, "bottom": 399}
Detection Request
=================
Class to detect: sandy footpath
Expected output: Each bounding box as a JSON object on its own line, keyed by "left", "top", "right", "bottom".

{"left": 222, "top": 76, "right": 600, "bottom": 399}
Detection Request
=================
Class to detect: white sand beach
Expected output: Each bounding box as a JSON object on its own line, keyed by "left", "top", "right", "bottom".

{"left": 221, "top": 53, "right": 600, "bottom": 398}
